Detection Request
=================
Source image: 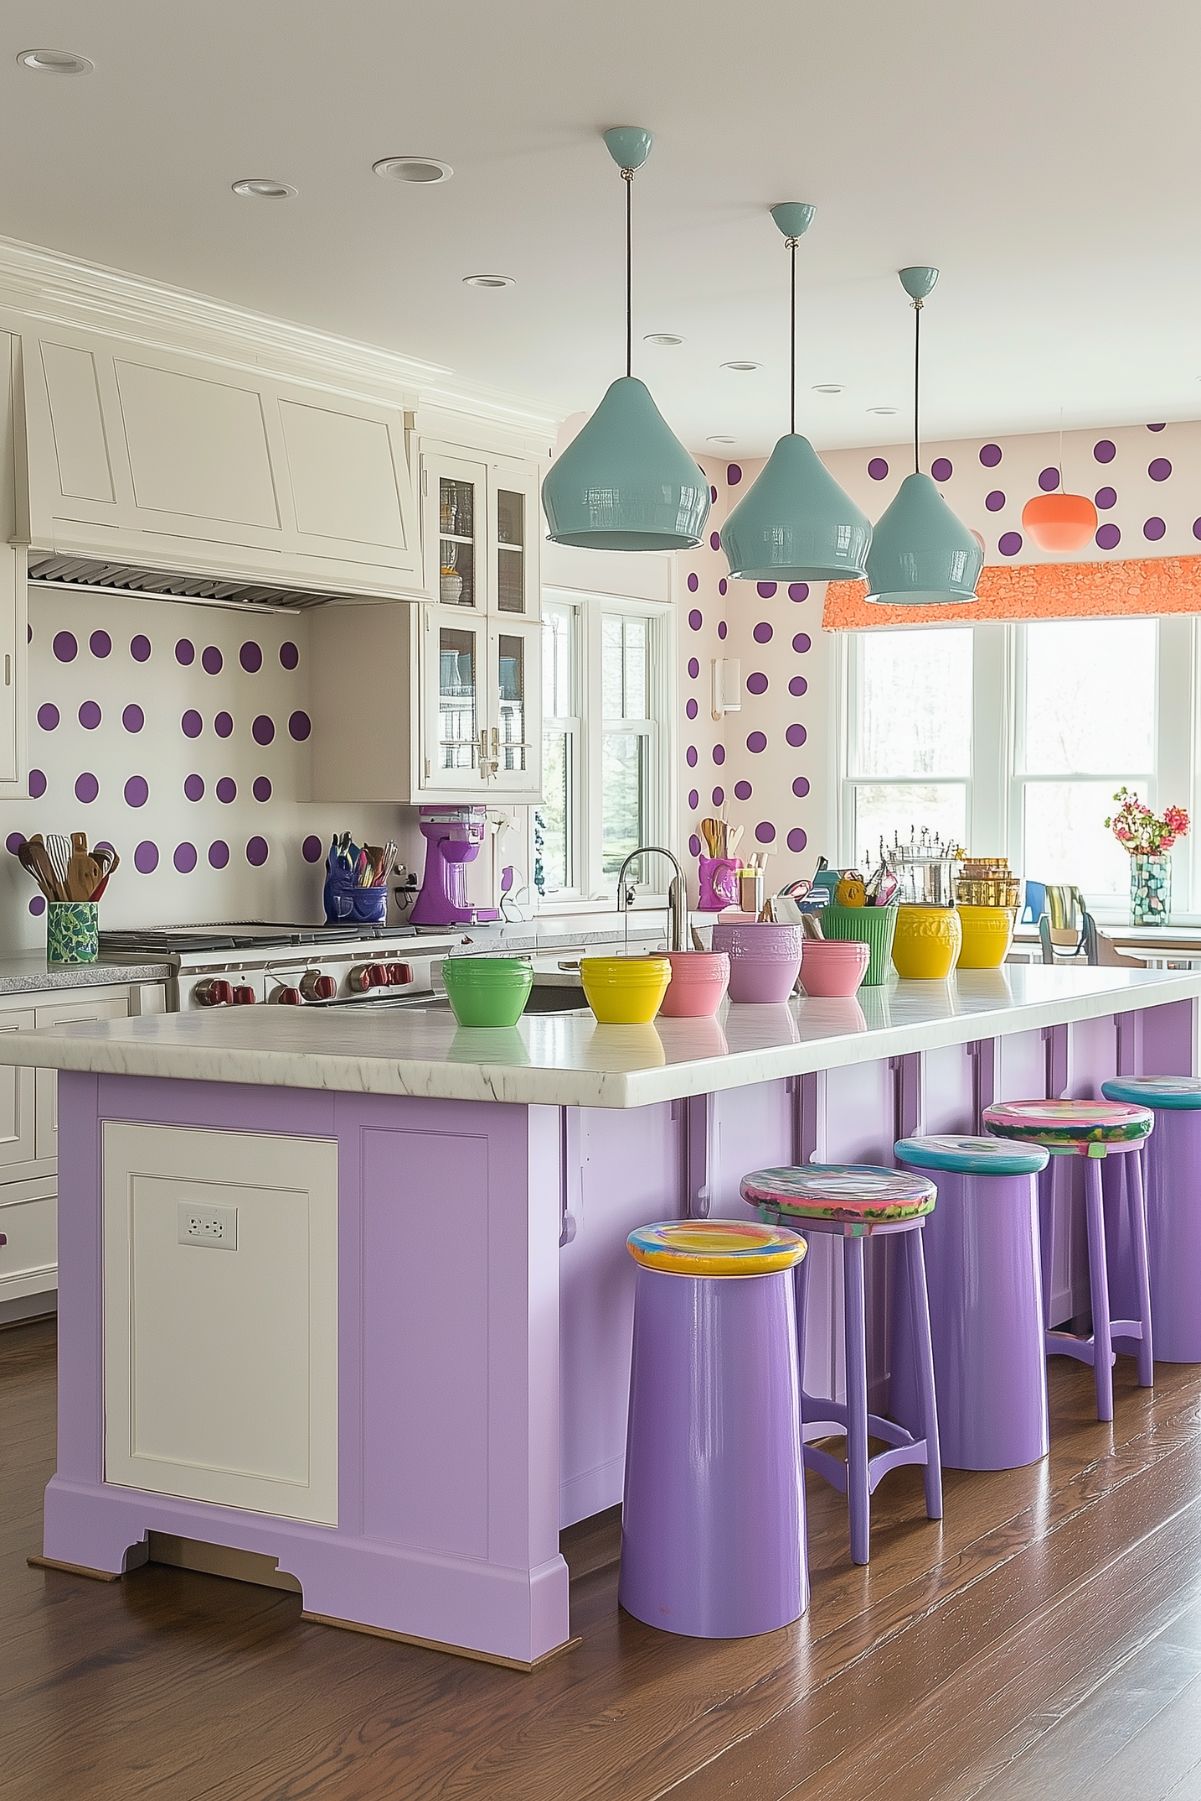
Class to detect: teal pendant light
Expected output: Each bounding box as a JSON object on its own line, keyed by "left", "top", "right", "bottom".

{"left": 541, "top": 128, "right": 710, "bottom": 552}
{"left": 864, "top": 267, "right": 983, "bottom": 605}
{"left": 720, "top": 202, "right": 870, "bottom": 583}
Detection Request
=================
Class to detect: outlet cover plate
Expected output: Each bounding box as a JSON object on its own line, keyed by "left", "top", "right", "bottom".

{"left": 177, "top": 1199, "right": 238, "bottom": 1251}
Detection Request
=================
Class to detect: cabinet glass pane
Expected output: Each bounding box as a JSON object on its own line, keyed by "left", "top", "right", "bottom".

{"left": 438, "top": 476, "right": 477, "bottom": 608}
{"left": 496, "top": 632, "right": 528, "bottom": 774}
{"left": 497, "top": 489, "right": 526, "bottom": 614}
{"left": 438, "top": 626, "right": 478, "bottom": 772}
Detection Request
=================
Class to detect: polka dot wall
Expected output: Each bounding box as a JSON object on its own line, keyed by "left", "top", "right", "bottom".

{"left": 0, "top": 591, "right": 410, "bottom": 950}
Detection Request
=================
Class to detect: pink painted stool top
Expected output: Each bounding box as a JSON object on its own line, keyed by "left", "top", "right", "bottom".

{"left": 740, "top": 1163, "right": 936, "bottom": 1226}
{"left": 983, "top": 1097, "right": 1153, "bottom": 1155}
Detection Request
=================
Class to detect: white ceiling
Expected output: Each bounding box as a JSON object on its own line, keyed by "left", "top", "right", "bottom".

{"left": 4, "top": 0, "right": 1200, "bottom": 454}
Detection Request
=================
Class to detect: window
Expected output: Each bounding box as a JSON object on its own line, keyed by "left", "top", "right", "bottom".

{"left": 537, "top": 595, "right": 670, "bottom": 901}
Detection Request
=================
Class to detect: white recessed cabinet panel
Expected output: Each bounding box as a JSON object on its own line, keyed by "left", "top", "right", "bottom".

{"left": 114, "top": 357, "right": 280, "bottom": 529}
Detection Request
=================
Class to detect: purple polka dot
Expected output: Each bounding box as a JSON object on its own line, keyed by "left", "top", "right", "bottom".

{"left": 174, "top": 842, "right": 198, "bottom": 874}
{"left": 246, "top": 836, "right": 269, "bottom": 868}
{"left": 686, "top": 697, "right": 698, "bottom": 720}
{"left": 756, "top": 581, "right": 778, "bottom": 599}
{"left": 789, "top": 675, "right": 808, "bottom": 696}
{"left": 786, "top": 723, "right": 807, "bottom": 748}
{"left": 985, "top": 490, "right": 1006, "bottom": 512}
{"left": 202, "top": 645, "right": 223, "bottom": 675}
{"left": 1149, "top": 457, "right": 1172, "bottom": 482}
{"left": 930, "top": 456, "right": 953, "bottom": 482}
{"left": 755, "top": 822, "right": 776, "bottom": 845}
{"left": 5, "top": 831, "right": 22, "bottom": 854}
{"left": 28, "top": 768, "right": 46, "bottom": 800}
{"left": 1144, "top": 517, "right": 1166, "bottom": 541}
{"left": 215, "top": 711, "right": 234, "bottom": 739}
{"left": 208, "top": 840, "right": 230, "bottom": 870}
{"left": 253, "top": 775, "right": 272, "bottom": 802}
{"left": 689, "top": 833, "right": 702, "bottom": 858}
{"left": 687, "top": 609, "right": 703, "bottom": 633}
{"left": 788, "top": 582, "right": 809, "bottom": 602}
{"left": 288, "top": 710, "right": 312, "bottom": 742}
{"left": 216, "top": 777, "right": 237, "bottom": 803}
{"left": 687, "top": 789, "right": 699, "bottom": 810}
{"left": 122, "top": 703, "right": 144, "bottom": 733}
{"left": 240, "top": 641, "right": 263, "bottom": 673}
{"left": 746, "top": 672, "right": 768, "bottom": 695}
{"left": 1096, "top": 523, "right": 1121, "bottom": 550}
{"left": 711, "top": 785, "right": 725, "bottom": 807}
{"left": 89, "top": 630, "right": 111, "bottom": 659}
{"left": 687, "top": 572, "right": 699, "bottom": 592}
{"left": 717, "top": 620, "right": 728, "bottom": 641}
{"left": 29, "top": 895, "right": 45, "bottom": 919}
{"left": 979, "top": 443, "right": 1002, "bottom": 467}
{"left": 718, "top": 578, "right": 728, "bottom": 597}
{"left": 124, "top": 776, "right": 148, "bottom": 808}
{"left": 687, "top": 657, "right": 700, "bottom": 680}
{"left": 1038, "top": 466, "right": 1060, "bottom": 492}
{"left": 130, "top": 634, "right": 152, "bottom": 662}
{"left": 998, "top": 531, "right": 1023, "bottom": 556}
{"left": 734, "top": 779, "right": 753, "bottom": 802}
{"left": 787, "top": 827, "right": 807, "bottom": 854}
{"left": 252, "top": 715, "right": 275, "bottom": 746}
{"left": 686, "top": 745, "right": 698, "bottom": 768}
{"left": 712, "top": 744, "right": 726, "bottom": 766}
{"left": 727, "top": 463, "right": 742, "bottom": 486}
{"left": 1194, "top": 519, "right": 1201, "bottom": 542}
{"left": 302, "top": 835, "right": 323, "bottom": 864}
{"left": 709, "top": 485, "right": 718, "bottom": 504}
{"left": 52, "top": 631, "right": 77, "bottom": 663}
{"left": 182, "top": 709, "right": 203, "bottom": 739}
{"left": 1093, "top": 439, "right": 1116, "bottom": 463}
{"left": 709, "top": 532, "right": 721, "bottom": 552}
{"left": 868, "top": 457, "right": 889, "bottom": 481}
{"left": 1147, "top": 422, "right": 1166, "bottom": 431}
{"left": 78, "top": 701, "right": 101, "bottom": 730}
{"left": 753, "top": 622, "right": 773, "bottom": 644}
{"left": 792, "top": 775, "right": 810, "bottom": 799}
{"left": 134, "top": 841, "right": 159, "bottom": 875}
{"left": 184, "top": 773, "right": 205, "bottom": 801}
{"left": 792, "top": 632, "right": 811, "bottom": 654}
{"left": 280, "top": 641, "right": 299, "bottom": 670}
{"left": 747, "top": 730, "right": 767, "bottom": 754}
{"left": 1095, "top": 486, "right": 1117, "bottom": 510}
{"left": 36, "top": 703, "right": 59, "bottom": 731}
{"left": 175, "top": 638, "right": 195, "bottom": 666}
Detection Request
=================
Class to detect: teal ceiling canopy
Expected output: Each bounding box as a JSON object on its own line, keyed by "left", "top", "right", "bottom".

{"left": 864, "top": 266, "right": 982, "bottom": 605}
{"left": 541, "top": 128, "right": 710, "bottom": 553}
{"left": 720, "top": 202, "right": 871, "bottom": 583}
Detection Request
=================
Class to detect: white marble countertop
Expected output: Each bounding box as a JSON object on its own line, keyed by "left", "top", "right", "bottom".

{"left": 0, "top": 953, "right": 170, "bottom": 996}
{"left": 1, "top": 964, "right": 1197, "bottom": 1108}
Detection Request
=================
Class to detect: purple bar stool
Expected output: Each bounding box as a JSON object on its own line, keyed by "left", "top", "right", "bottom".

{"left": 983, "top": 1099, "right": 1155, "bottom": 1422}
{"left": 619, "top": 1218, "right": 809, "bottom": 1638}
{"left": 894, "top": 1134, "right": 1051, "bottom": 1469}
{"left": 1102, "top": 1076, "right": 1201, "bottom": 1363}
{"left": 740, "top": 1164, "right": 942, "bottom": 1567}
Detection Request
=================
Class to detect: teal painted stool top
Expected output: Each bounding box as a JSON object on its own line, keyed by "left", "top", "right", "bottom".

{"left": 741, "top": 1163, "right": 936, "bottom": 1225}
{"left": 983, "top": 1098, "right": 1153, "bottom": 1156}
{"left": 895, "top": 1134, "right": 1050, "bottom": 1177}
{"left": 1102, "top": 1075, "right": 1201, "bottom": 1112}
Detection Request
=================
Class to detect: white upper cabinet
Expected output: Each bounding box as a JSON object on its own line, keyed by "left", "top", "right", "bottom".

{"left": 21, "top": 326, "right": 423, "bottom": 596}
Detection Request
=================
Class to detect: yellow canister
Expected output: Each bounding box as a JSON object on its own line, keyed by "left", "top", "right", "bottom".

{"left": 956, "top": 904, "right": 1016, "bottom": 969}
{"left": 891, "top": 904, "right": 963, "bottom": 979}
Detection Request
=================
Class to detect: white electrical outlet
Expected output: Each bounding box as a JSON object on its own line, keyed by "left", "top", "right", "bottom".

{"left": 177, "top": 1200, "right": 238, "bottom": 1251}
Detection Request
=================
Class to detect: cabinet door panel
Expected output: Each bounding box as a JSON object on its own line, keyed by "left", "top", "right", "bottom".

{"left": 114, "top": 357, "right": 281, "bottom": 529}
{"left": 278, "top": 399, "right": 411, "bottom": 553}
{"left": 39, "top": 340, "right": 116, "bottom": 502}
{"left": 0, "top": 1177, "right": 57, "bottom": 1303}
{"left": 426, "top": 610, "right": 487, "bottom": 793}
{"left": 488, "top": 619, "right": 542, "bottom": 797}
{"left": 0, "top": 1011, "right": 35, "bottom": 1169}
{"left": 34, "top": 994, "right": 131, "bottom": 1160}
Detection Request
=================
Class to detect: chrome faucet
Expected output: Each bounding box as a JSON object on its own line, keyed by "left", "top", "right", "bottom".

{"left": 616, "top": 846, "right": 689, "bottom": 952}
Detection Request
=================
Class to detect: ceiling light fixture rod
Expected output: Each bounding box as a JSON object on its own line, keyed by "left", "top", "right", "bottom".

{"left": 912, "top": 296, "right": 922, "bottom": 475}
{"left": 624, "top": 167, "right": 634, "bottom": 379}
{"left": 789, "top": 236, "right": 798, "bottom": 436}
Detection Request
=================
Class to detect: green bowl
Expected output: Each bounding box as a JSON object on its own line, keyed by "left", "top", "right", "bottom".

{"left": 818, "top": 904, "right": 897, "bottom": 985}
{"left": 441, "top": 956, "right": 534, "bottom": 1027}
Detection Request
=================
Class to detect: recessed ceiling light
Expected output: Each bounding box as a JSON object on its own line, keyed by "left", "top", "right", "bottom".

{"left": 812, "top": 383, "right": 844, "bottom": 394}
{"left": 707, "top": 435, "right": 737, "bottom": 445}
{"left": 721, "top": 360, "right": 761, "bottom": 373}
{"left": 867, "top": 405, "right": 899, "bottom": 415}
{"left": 373, "top": 155, "right": 453, "bottom": 185}
{"left": 231, "top": 178, "right": 297, "bottom": 199}
{"left": 462, "top": 273, "right": 515, "bottom": 289}
{"left": 644, "top": 333, "right": 685, "bottom": 347}
{"left": 17, "top": 47, "right": 93, "bottom": 75}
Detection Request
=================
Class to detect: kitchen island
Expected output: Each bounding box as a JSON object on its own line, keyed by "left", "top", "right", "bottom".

{"left": 6, "top": 964, "right": 1200, "bottom": 1667}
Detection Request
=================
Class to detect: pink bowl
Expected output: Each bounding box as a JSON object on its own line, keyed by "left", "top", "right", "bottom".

{"left": 798, "top": 938, "right": 870, "bottom": 998}
{"left": 658, "top": 950, "right": 730, "bottom": 1018}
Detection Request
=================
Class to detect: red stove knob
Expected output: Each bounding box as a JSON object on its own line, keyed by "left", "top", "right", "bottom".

{"left": 277, "top": 986, "right": 302, "bottom": 1005}
{"left": 300, "top": 971, "right": 337, "bottom": 1001}
{"left": 231, "top": 985, "right": 257, "bottom": 1006}
{"left": 196, "top": 979, "right": 233, "bottom": 1007}
{"left": 385, "top": 962, "right": 413, "bottom": 986}
{"left": 349, "top": 963, "right": 374, "bottom": 992}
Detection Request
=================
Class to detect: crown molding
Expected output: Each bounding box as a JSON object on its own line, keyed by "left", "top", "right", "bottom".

{"left": 0, "top": 233, "right": 560, "bottom": 436}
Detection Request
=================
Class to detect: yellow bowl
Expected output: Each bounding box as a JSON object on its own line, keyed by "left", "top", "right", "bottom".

{"left": 580, "top": 955, "right": 671, "bottom": 1024}
{"left": 956, "top": 904, "right": 1016, "bottom": 969}
{"left": 891, "top": 905, "right": 963, "bottom": 979}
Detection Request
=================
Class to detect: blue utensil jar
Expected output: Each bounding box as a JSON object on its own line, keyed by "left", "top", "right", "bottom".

{"left": 323, "top": 861, "right": 389, "bottom": 925}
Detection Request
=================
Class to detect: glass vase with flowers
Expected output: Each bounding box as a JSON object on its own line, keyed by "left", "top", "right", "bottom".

{"left": 1104, "top": 787, "right": 1189, "bottom": 925}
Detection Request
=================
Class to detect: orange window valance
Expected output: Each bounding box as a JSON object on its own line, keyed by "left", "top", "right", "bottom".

{"left": 822, "top": 556, "right": 1201, "bottom": 630}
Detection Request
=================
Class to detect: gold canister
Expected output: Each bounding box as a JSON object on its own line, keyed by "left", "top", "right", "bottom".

{"left": 891, "top": 904, "right": 963, "bottom": 979}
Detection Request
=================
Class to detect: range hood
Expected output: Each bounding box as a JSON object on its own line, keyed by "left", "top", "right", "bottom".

{"left": 27, "top": 554, "right": 336, "bottom": 613}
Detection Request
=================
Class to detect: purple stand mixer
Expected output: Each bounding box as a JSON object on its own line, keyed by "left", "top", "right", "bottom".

{"left": 410, "top": 805, "right": 501, "bottom": 927}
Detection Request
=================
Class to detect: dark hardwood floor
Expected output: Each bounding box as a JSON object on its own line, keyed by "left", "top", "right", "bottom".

{"left": 6, "top": 1316, "right": 1201, "bottom": 1800}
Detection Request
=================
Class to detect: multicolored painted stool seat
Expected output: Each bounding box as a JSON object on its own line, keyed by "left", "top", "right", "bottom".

{"left": 982, "top": 1098, "right": 1153, "bottom": 1156}
{"left": 1102, "top": 1075, "right": 1201, "bottom": 1111}
{"left": 626, "top": 1218, "right": 806, "bottom": 1277}
{"left": 894, "top": 1134, "right": 1050, "bottom": 1178}
{"left": 740, "top": 1162, "right": 936, "bottom": 1227}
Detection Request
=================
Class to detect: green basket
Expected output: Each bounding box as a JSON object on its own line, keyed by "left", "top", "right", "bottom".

{"left": 818, "top": 904, "right": 897, "bottom": 985}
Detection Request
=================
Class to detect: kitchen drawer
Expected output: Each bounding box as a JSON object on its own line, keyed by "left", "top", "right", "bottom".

{"left": 0, "top": 1174, "right": 57, "bottom": 1303}
{"left": 34, "top": 994, "right": 131, "bottom": 1161}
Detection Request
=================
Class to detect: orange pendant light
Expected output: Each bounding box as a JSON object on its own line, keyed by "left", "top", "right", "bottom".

{"left": 1021, "top": 489, "right": 1098, "bottom": 552}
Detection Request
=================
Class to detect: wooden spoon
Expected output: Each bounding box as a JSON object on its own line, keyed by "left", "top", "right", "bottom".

{"left": 68, "top": 832, "right": 101, "bottom": 902}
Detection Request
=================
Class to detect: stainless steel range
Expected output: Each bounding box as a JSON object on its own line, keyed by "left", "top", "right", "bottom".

{"left": 100, "top": 924, "right": 461, "bottom": 1012}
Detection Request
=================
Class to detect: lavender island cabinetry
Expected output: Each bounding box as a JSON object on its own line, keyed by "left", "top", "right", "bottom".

{"left": 4, "top": 965, "right": 1198, "bottom": 1667}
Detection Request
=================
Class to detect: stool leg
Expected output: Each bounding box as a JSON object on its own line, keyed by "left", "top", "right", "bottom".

{"left": 843, "top": 1235, "right": 871, "bottom": 1565}
{"left": 1037, "top": 1160, "right": 1055, "bottom": 1329}
{"left": 904, "top": 1229, "right": 943, "bottom": 1521}
{"left": 1084, "top": 1156, "right": 1115, "bottom": 1423}
{"left": 1126, "top": 1148, "right": 1154, "bottom": 1388}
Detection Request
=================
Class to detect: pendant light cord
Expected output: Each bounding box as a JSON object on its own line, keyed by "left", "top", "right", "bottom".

{"left": 623, "top": 168, "right": 634, "bottom": 379}
{"left": 912, "top": 299, "right": 923, "bottom": 475}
